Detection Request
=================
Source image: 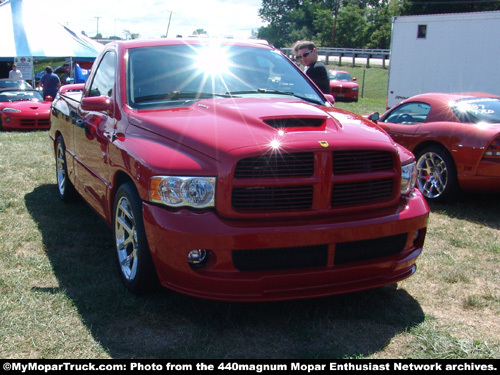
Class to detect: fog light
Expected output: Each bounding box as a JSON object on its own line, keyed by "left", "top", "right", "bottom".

{"left": 188, "top": 249, "right": 207, "bottom": 265}
{"left": 413, "top": 230, "right": 420, "bottom": 244}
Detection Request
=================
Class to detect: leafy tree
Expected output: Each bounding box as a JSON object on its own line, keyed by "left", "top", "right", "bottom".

{"left": 257, "top": 0, "right": 500, "bottom": 49}
{"left": 192, "top": 29, "right": 208, "bottom": 36}
{"left": 402, "top": 0, "right": 500, "bottom": 15}
{"left": 258, "top": 0, "right": 395, "bottom": 48}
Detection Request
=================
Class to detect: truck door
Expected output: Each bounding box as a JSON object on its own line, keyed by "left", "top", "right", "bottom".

{"left": 74, "top": 51, "right": 117, "bottom": 218}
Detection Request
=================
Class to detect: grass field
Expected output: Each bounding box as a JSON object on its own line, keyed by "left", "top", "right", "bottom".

{"left": 0, "top": 66, "right": 499, "bottom": 359}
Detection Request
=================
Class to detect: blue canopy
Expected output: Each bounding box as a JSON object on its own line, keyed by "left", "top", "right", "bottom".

{"left": 0, "top": 0, "right": 103, "bottom": 61}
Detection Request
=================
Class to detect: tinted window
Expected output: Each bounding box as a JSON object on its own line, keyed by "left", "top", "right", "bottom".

{"left": 127, "top": 44, "right": 324, "bottom": 109}
{"left": 451, "top": 98, "right": 500, "bottom": 123}
{"left": 328, "top": 72, "right": 352, "bottom": 81}
{"left": 384, "top": 102, "right": 431, "bottom": 124}
{"left": 0, "top": 79, "right": 32, "bottom": 89}
{"left": 88, "top": 51, "right": 116, "bottom": 98}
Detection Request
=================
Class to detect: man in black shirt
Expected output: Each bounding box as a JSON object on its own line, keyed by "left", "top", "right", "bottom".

{"left": 293, "top": 41, "right": 330, "bottom": 94}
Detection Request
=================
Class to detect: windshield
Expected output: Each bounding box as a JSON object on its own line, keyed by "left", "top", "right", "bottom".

{"left": 0, "top": 90, "right": 44, "bottom": 102}
{"left": 127, "top": 43, "right": 325, "bottom": 109}
{"left": 451, "top": 98, "right": 500, "bottom": 123}
{"left": 328, "top": 72, "right": 352, "bottom": 81}
{"left": 0, "top": 80, "right": 33, "bottom": 89}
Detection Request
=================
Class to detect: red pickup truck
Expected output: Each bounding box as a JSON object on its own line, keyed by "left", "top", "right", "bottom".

{"left": 49, "top": 38, "right": 429, "bottom": 301}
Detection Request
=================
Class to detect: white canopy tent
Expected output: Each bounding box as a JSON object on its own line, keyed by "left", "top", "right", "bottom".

{"left": 0, "top": 0, "right": 102, "bottom": 60}
{"left": 0, "top": 0, "right": 103, "bottom": 79}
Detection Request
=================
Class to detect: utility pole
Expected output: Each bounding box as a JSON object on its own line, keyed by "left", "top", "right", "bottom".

{"left": 95, "top": 16, "right": 101, "bottom": 37}
{"left": 166, "top": 11, "right": 173, "bottom": 38}
{"left": 331, "top": 0, "right": 340, "bottom": 47}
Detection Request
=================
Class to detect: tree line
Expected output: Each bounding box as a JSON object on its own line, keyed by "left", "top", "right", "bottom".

{"left": 256, "top": 0, "right": 500, "bottom": 48}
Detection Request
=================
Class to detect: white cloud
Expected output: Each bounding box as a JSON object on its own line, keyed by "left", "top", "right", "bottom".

{"left": 38, "top": 0, "right": 264, "bottom": 39}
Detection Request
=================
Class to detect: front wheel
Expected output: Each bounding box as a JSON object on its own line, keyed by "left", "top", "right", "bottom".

{"left": 416, "top": 145, "right": 459, "bottom": 202}
{"left": 113, "top": 182, "right": 158, "bottom": 294}
{"left": 55, "top": 136, "right": 76, "bottom": 202}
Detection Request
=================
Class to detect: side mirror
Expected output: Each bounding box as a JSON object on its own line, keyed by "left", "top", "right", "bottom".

{"left": 324, "top": 94, "right": 335, "bottom": 105}
{"left": 352, "top": 77, "right": 357, "bottom": 81}
{"left": 44, "top": 95, "right": 54, "bottom": 102}
{"left": 81, "top": 96, "right": 112, "bottom": 112}
{"left": 368, "top": 112, "right": 380, "bottom": 123}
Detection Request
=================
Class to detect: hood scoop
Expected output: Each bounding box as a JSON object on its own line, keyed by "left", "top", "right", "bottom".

{"left": 263, "top": 117, "right": 326, "bottom": 129}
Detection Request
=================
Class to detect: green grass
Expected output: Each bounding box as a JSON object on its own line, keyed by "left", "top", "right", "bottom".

{"left": 1, "top": 68, "right": 499, "bottom": 358}
{"left": 326, "top": 64, "right": 389, "bottom": 115}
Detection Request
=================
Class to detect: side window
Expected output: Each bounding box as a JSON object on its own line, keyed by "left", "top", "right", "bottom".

{"left": 384, "top": 102, "right": 431, "bottom": 124}
{"left": 417, "top": 24, "right": 427, "bottom": 39}
{"left": 88, "top": 51, "right": 117, "bottom": 98}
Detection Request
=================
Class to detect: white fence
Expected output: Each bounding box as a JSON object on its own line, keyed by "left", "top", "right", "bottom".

{"left": 280, "top": 47, "right": 391, "bottom": 68}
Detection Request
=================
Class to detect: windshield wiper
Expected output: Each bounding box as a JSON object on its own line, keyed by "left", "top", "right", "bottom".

{"left": 135, "top": 91, "right": 233, "bottom": 103}
{"left": 228, "top": 89, "right": 293, "bottom": 95}
{"left": 228, "top": 89, "right": 324, "bottom": 105}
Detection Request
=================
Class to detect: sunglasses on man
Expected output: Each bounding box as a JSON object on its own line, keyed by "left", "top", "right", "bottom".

{"left": 295, "top": 50, "right": 313, "bottom": 59}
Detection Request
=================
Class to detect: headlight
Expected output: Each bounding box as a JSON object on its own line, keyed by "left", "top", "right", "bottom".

{"left": 401, "top": 162, "right": 417, "bottom": 195}
{"left": 2, "top": 108, "right": 21, "bottom": 113}
{"left": 352, "top": 87, "right": 359, "bottom": 91}
{"left": 149, "top": 176, "right": 216, "bottom": 208}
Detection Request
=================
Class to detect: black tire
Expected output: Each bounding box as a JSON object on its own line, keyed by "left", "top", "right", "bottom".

{"left": 113, "top": 182, "right": 158, "bottom": 294}
{"left": 55, "top": 136, "right": 77, "bottom": 202}
{"left": 416, "top": 145, "right": 459, "bottom": 202}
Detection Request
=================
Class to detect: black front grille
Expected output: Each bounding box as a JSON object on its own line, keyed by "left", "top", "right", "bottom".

{"left": 231, "top": 233, "right": 408, "bottom": 272}
{"left": 20, "top": 119, "right": 50, "bottom": 127}
{"left": 333, "top": 150, "right": 394, "bottom": 174}
{"left": 230, "top": 149, "right": 397, "bottom": 213}
{"left": 332, "top": 178, "right": 394, "bottom": 206}
{"left": 232, "top": 244, "right": 328, "bottom": 271}
{"left": 335, "top": 233, "right": 408, "bottom": 264}
{"left": 232, "top": 186, "right": 313, "bottom": 211}
{"left": 235, "top": 153, "right": 314, "bottom": 178}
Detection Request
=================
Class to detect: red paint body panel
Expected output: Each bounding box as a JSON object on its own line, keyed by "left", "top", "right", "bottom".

{"left": 143, "top": 192, "right": 428, "bottom": 301}
{"left": 49, "top": 38, "right": 429, "bottom": 301}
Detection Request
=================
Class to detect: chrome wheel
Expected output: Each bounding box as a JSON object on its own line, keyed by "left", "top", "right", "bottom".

{"left": 55, "top": 137, "right": 76, "bottom": 201}
{"left": 115, "top": 195, "right": 139, "bottom": 282}
{"left": 56, "top": 139, "right": 67, "bottom": 196}
{"left": 416, "top": 146, "right": 458, "bottom": 201}
{"left": 113, "top": 182, "right": 157, "bottom": 294}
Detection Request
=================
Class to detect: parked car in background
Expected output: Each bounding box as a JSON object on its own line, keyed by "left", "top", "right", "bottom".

{"left": 328, "top": 70, "right": 358, "bottom": 102}
{"left": 0, "top": 89, "right": 51, "bottom": 131}
{"left": 370, "top": 92, "right": 500, "bottom": 201}
{"left": 0, "top": 78, "right": 33, "bottom": 90}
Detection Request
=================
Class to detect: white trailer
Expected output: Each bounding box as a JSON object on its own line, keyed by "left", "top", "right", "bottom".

{"left": 387, "top": 11, "right": 500, "bottom": 108}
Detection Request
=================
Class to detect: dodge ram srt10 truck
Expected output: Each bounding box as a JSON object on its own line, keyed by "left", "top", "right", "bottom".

{"left": 49, "top": 38, "right": 429, "bottom": 301}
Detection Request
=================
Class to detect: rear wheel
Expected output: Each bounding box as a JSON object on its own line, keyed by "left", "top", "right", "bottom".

{"left": 416, "top": 145, "right": 459, "bottom": 201}
{"left": 113, "top": 182, "right": 158, "bottom": 294}
{"left": 55, "top": 136, "right": 76, "bottom": 201}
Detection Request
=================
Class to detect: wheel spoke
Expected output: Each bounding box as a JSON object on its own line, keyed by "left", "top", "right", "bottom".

{"left": 115, "top": 196, "right": 139, "bottom": 281}
{"left": 417, "top": 151, "right": 449, "bottom": 199}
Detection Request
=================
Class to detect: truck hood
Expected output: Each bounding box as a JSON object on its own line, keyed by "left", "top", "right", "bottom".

{"left": 127, "top": 97, "right": 394, "bottom": 161}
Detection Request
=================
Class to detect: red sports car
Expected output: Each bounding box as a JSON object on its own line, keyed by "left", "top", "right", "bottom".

{"left": 328, "top": 70, "right": 358, "bottom": 102}
{"left": 0, "top": 89, "right": 51, "bottom": 131}
{"left": 372, "top": 92, "right": 500, "bottom": 201}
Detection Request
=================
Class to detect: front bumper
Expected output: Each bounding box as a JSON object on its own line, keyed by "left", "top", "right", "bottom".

{"left": 0, "top": 115, "right": 50, "bottom": 131}
{"left": 143, "top": 191, "right": 429, "bottom": 301}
